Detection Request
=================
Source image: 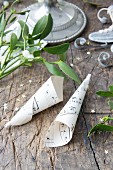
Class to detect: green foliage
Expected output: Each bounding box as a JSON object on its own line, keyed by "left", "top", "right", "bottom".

{"left": 88, "top": 124, "right": 113, "bottom": 136}
{"left": 32, "top": 14, "right": 53, "bottom": 40}
{"left": 96, "top": 91, "right": 113, "bottom": 97}
{"left": 9, "top": 16, "right": 17, "bottom": 24}
{"left": 109, "top": 85, "right": 113, "bottom": 92}
{"left": 44, "top": 43, "right": 69, "bottom": 55}
{"left": 0, "top": 8, "right": 80, "bottom": 84}
{"left": 56, "top": 60, "right": 81, "bottom": 84}
{"left": 44, "top": 61, "right": 64, "bottom": 77}
{"left": 16, "top": 10, "right": 30, "bottom": 15}
{"left": 18, "top": 20, "right": 29, "bottom": 39}
{"left": 0, "top": 12, "right": 6, "bottom": 33}
{"left": 10, "top": 33, "right": 18, "bottom": 51}
{"left": 88, "top": 85, "right": 113, "bottom": 137}
{"left": 96, "top": 85, "right": 113, "bottom": 110}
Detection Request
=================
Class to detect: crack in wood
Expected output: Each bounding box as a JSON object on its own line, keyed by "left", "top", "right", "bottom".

{"left": 71, "top": 43, "right": 101, "bottom": 170}
{"left": 12, "top": 141, "right": 16, "bottom": 169}
{"left": 47, "top": 149, "right": 56, "bottom": 170}
{"left": 81, "top": 107, "right": 101, "bottom": 170}
{"left": 0, "top": 91, "right": 25, "bottom": 109}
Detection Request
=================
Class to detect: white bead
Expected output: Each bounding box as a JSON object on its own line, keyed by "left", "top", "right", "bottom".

{"left": 3, "top": 1, "right": 9, "bottom": 8}
{"left": 22, "top": 50, "right": 30, "bottom": 57}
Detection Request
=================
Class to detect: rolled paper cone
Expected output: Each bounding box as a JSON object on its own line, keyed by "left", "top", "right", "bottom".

{"left": 5, "top": 76, "right": 64, "bottom": 128}
{"left": 45, "top": 74, "right": 91, "bottom": 147}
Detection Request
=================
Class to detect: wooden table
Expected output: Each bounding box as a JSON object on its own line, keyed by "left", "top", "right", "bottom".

{"left": 0, "top": 0, "right": 113, "bottom": 169}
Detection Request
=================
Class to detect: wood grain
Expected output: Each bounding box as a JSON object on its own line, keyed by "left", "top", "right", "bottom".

{"left": 0, "top": 0, "right": 113, "bottom": 170}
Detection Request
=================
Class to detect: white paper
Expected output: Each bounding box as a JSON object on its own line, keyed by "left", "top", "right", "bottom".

{"left": 5, "top": 76, "right": 64, "bottom": 127}
{"left": 45, "top": 74, "right": 91, "bottom": 147}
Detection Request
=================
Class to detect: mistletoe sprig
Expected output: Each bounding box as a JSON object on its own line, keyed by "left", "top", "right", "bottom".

{"left": 0, "top": 6, "right": 80, "bottom": 84}
{"left": 88, "top": 85, "right": 113, "bottom": 136}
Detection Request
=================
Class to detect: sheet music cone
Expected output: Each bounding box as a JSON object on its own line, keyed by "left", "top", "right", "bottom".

{"left": 5, "top": 76, "right": 64, "bottom": 128}
{"left": 45, "top": 74, "right": 91, "bottom": 147}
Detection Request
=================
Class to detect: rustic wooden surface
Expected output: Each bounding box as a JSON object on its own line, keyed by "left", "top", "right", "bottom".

{"left": 0, "top": 0, "right": 113, "bottom": 170}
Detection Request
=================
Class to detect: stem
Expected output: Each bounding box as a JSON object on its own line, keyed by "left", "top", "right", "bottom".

{"left": 3, "top": 58, "right": 20, "bottom": 72}
{"left": 24, "top": 39, "right": 26, "bottom": 50}
{"left": 9, "top": 53, "right": 21, "bottom": 60}
{"left": 104, "top": 117, "right": 113, "bottom": 122}
{"left": 2, "top": 46, "right": 9, "bottom": 56}
{"left": 0, "top": 12, "right": 13, "bottom": 46}
{"left": 29, "top": 42, "right": 41, "bottom": 47}
{"left": 1, "top": 50, "right": 10, "bottom": 69}
{"left": 10, "top": 0, "right": 19, "bottom": 8}
{"left": 0, "top": 61, "right": 24, "bottom": 80}
{"left": 23, "top": 13, "right": 29, "bottom": 50}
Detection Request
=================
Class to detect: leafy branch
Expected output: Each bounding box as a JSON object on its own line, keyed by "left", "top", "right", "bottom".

{"left": 0, "top": 3, "right": 80, "bottom": 84}
{"left": 88, "top": 85, "right": 113, "bottom": 136}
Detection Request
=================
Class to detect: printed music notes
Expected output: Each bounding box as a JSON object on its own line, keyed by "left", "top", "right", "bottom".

{"left": 45, "top": 74, "right": 91, "bottom": 147}
{"left": 5, "top": 76, "right": 64, "bottom": 127}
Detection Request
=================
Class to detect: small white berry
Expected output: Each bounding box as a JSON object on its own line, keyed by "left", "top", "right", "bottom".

{"left": 3, "top": 103, "right": 8, "bottom": 111}
{"left": 29, "top": 80, "right": 32, "bottom": 83}
{"left": 22, "top": 50, "right": 30, "bottom": 57}
{"left": 70, "top": 63, "right": 74, "bottom": 67}
{"left": 3, "top": 1, "right": 9, "bottom": 8}
{"left": 91, "top": 109, "right": 95, "bottom": 113}
{"left": 105, "top": 150, "right": 108, "bottom": 154}
{"left": 22, "top": 94, "right": 26, "bottom": 98}
{"left": 87, "top": 51, "right": 91, "bottom": 55}
{"left": 99, "top": 118, "right": 104, "bottom": 122}
{"left": 20, "top": 84, "right": 24, "bottom": 87}
{"left": 76, "top": 57, "right": 80, "bottom": 60}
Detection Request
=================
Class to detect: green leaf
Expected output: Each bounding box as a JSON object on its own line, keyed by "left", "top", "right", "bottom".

{"left": 16, "top": 10, "right": 30, "bottom": 15}
{"left": 40, "top": 14, "right": 53, "bottom": 39}
{"left": 108, "top": 100, "right": 113, "bottom": 110}
{"left": 28, "top": 47, "right": 38, "bottom": 54}
{"left": 16, "top": 41, "right": 24, "bottom": 48}
{"left": 56, "top": 60, "right": 81, "bottom": 84}
{"left": 10, "top": 33, "right": 18, "bottom": 51}
{"left": 88, "top": 124, "right": 113, "bottom": 136}
{"left": 9, "top": 16, "right": 17, "bottom": 24}
{"left": 1, "top": 55, "right": 6, "bottom": 69}
{"left": 23, "top": 62, "right": 32, "bottom": 67}
{"left": 102, "top": 116, "right": 113, "bottom": 122}
{"left": 59, "top": 53, "right": 67, "bottom": 62}
{"left": 96, "top": 91, "right": 113, "bottom": 97}
{"left": 44, "top": 61, "right": 64, "bottom": 77}
{"left": 109, "top": 85, "right": 113, "bottom": 92}
{"left": 0, "top": 13, "right": 6, "bottom": 33}
{"left": 28, "top": 34, "right": 34, "bottom": 44}
{"left": 33, "top": 51, "right": 41, "bottom": 57}
{"left": 18, "top": 20, "right": 29, "bottom": 39}
{"left": 32, "top": 14, "right": 53, "bottom": 40}
{"left": 44, "top": 43, "right": 69, "bottom": 55}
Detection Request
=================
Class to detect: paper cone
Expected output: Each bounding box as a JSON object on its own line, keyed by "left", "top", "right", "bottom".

{"left": 5, "top": 76, "right": 64, "bottom": 127}
{"left": 45, "top": 74, "right": 91, "bottom": 147}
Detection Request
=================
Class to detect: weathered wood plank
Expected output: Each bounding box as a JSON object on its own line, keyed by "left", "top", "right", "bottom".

{"left": 1, "top": 0, "right": 113, "bottom": 170}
